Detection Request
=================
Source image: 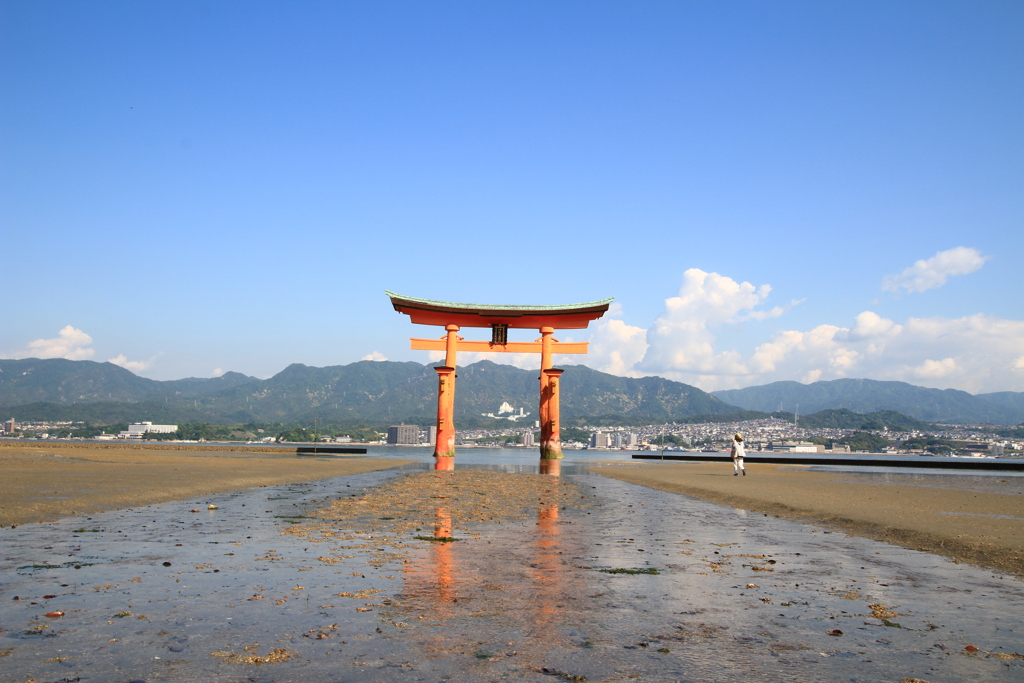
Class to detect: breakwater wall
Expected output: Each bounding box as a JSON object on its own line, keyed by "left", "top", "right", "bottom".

{"left": 632, "top": 452, "right": 1024, "bottom": 471}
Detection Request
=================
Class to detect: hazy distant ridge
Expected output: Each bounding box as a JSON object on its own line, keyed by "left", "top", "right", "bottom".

{"left": 712, "top": 378, "right": 1024, "bottom": 425}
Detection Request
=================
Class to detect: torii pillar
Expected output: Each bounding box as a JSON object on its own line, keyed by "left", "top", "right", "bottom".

{"left": 433, "top": 324, "right": 460, "bottom": 469}
{"left": 386, "top": 291, "right": 612, "bottom": 470}
{"left": 538, "top": 326, "right": 563, "bottom": 459}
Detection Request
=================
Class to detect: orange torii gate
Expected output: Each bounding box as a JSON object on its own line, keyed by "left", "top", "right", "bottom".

{"left": 386, "top": 291, "right": 612, "bottom": 471}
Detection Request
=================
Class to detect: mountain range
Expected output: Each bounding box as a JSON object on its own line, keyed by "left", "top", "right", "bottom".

{"left": 2, "top": 358, "right": 1021, "bottom": 426}
{"left": 0, "top": 358, "right": 737, "bottom": 426}
{"left": 712, "top": 378, "right": 1024, "bottom": 426}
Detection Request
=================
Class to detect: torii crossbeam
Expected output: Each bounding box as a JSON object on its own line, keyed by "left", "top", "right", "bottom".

{"left": 386, "top": 291, "right": 612, "bottom": 470}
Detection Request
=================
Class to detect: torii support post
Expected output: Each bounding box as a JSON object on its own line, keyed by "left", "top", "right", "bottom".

{"left": 434, "top": 366, "right": 456, "bottom": 467}
{"left": 540, "top": 368, "right": 564, "bottom": 460}
{"left": 432, "top": 325, "right": 460, "bottom": 469}
{"left": 538, "top": 327, "right": 563, "bottom": 461}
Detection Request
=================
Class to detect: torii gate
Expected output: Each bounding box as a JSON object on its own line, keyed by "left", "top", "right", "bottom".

{"left": 386, "top": 291, "right": 612, "bottom": 470}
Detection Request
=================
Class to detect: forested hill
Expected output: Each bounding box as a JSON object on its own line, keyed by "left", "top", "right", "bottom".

{"left": 712, "top": 378, "right": 1024, "bottom": 426}
{"left": 459, "top": 361, "right": 735, "bottom": 422}
{"left": 0, "top": 358, "right": 257, "bottom": 405}
{"left": 791, "top": 408, "right": 932, "bottom": 431}
{"left": 0, "top": 358, "right": 739, "bottom": 425}
{"left": 977, "top": 391, "right": 1024, "bottom": 414}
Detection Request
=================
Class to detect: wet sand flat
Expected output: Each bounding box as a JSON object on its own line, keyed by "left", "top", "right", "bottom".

{"left": 589, "top": 461, "right": 1024, "bottom": 577}
{"left": 2, "top": 466, "right": 1022, "bottom": 682}
{"left": 0, "top": 442, "right": 416, "bottom": 526}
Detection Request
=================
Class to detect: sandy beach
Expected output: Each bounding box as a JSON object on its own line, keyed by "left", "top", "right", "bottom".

{"left": 0, "top": 441, "right": 415, "bottom": 526}
{"left": 589, "top": 461, "right": 1024, "bottom": 577}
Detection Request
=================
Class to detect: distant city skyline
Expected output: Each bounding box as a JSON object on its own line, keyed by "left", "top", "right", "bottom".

{"left": 2, "top": 2, "right": 1021, "bottom": 393}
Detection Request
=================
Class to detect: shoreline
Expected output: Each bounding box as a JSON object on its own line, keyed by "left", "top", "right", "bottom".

{"left": 0, "top": 442, "right": 416, "bottom": 526}
{"left": 0, "top": 439, "right": 371, "bottom": 455}
{"left": 589, "top": 461, "right": 1024, "bottom": 578}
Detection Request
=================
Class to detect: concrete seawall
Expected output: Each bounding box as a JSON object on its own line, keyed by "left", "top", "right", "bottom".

{"left": 632, "top": 452, "right": 1024, "bottom": 470}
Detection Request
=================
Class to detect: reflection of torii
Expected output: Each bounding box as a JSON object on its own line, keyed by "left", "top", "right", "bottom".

{"left": 399, "top": 499, "right": 568, "bottom": 656}
{"left": 387, "top": 291, "right": 612, "bottom": 470}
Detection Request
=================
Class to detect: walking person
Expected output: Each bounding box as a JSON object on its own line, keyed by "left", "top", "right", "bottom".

{"left": 731, "top": 433, "right": 746, "bottom": 476}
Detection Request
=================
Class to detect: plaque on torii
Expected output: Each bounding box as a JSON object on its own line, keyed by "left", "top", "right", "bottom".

{"left": 386, "top": 291, "right": 612, "bottom": 470}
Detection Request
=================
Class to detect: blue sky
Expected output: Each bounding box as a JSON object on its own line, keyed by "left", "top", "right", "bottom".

{"left": 2, "top": 1, "right": 1022, "bottom": 393}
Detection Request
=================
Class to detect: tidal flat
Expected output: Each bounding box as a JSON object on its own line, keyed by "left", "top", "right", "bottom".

{"left": 1, "top": 463, "right": 1023, "bottom": 682}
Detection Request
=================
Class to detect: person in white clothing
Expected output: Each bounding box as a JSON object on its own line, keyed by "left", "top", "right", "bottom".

{"left": 731, "top": 433, "right": 746, "bottom": 476}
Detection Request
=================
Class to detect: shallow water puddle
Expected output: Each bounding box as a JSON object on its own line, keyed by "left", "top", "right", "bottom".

{"left": 1, "top": 466, "right": 1021, "bottom": 682}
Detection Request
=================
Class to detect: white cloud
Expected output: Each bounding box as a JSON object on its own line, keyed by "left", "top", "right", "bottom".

{"left": 586, "top": 317, "right": 648, "bottom": 376}
{"left": 579, "top": 269, "right": 1024, "bottom": 393}
{"left": 748, "top": 324, "right": 857, "bottom": 379}
{"left": 634, "top": 269, "right": 784, "bottom": 380}
{"left": 882, "top": 246, "right": 989, "bottom": 294}
{"left": 912, "top": 357, "right": 957, "bottom": 380}
{"left": 847, "top": 311, "right": 901, "bottom": 340}
{"left": 108, "top": 353, "right": 160, "bottom": 373}
{"left": 361, "top": 351, "right": 388, "bottom": 361}
{"left": 212, "top": 367, "right": 225, "bottom": 377}
{"left": 6, "top": 326, "right": 96, "bottom": 360}
{"left": 745, "top": 313, "right": 1024, "bottom": 393}
{"left": 3, "top": 327, "right": 166, "bottom": 375}
{"left": 628, "top": 309, "right": 1024, "bottom": 393}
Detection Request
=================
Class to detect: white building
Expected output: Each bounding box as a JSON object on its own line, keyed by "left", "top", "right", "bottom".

{"left": 118, "top": 422, "right": 178, "bottom": 439}
{"left": 481, "top": 402, "right": 530, "bottom": 421}
{"left": 789, "top": 442, "right": 825, "bottom": 453}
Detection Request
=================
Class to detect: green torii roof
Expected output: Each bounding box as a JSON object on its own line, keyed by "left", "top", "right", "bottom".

{"left": 385, "top": 290, "right": 614, "bottom": 329}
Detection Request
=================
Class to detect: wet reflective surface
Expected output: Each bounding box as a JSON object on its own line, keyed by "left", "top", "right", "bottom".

{"left": 2, "top": 463, "right": 1022, "bottom": 682}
